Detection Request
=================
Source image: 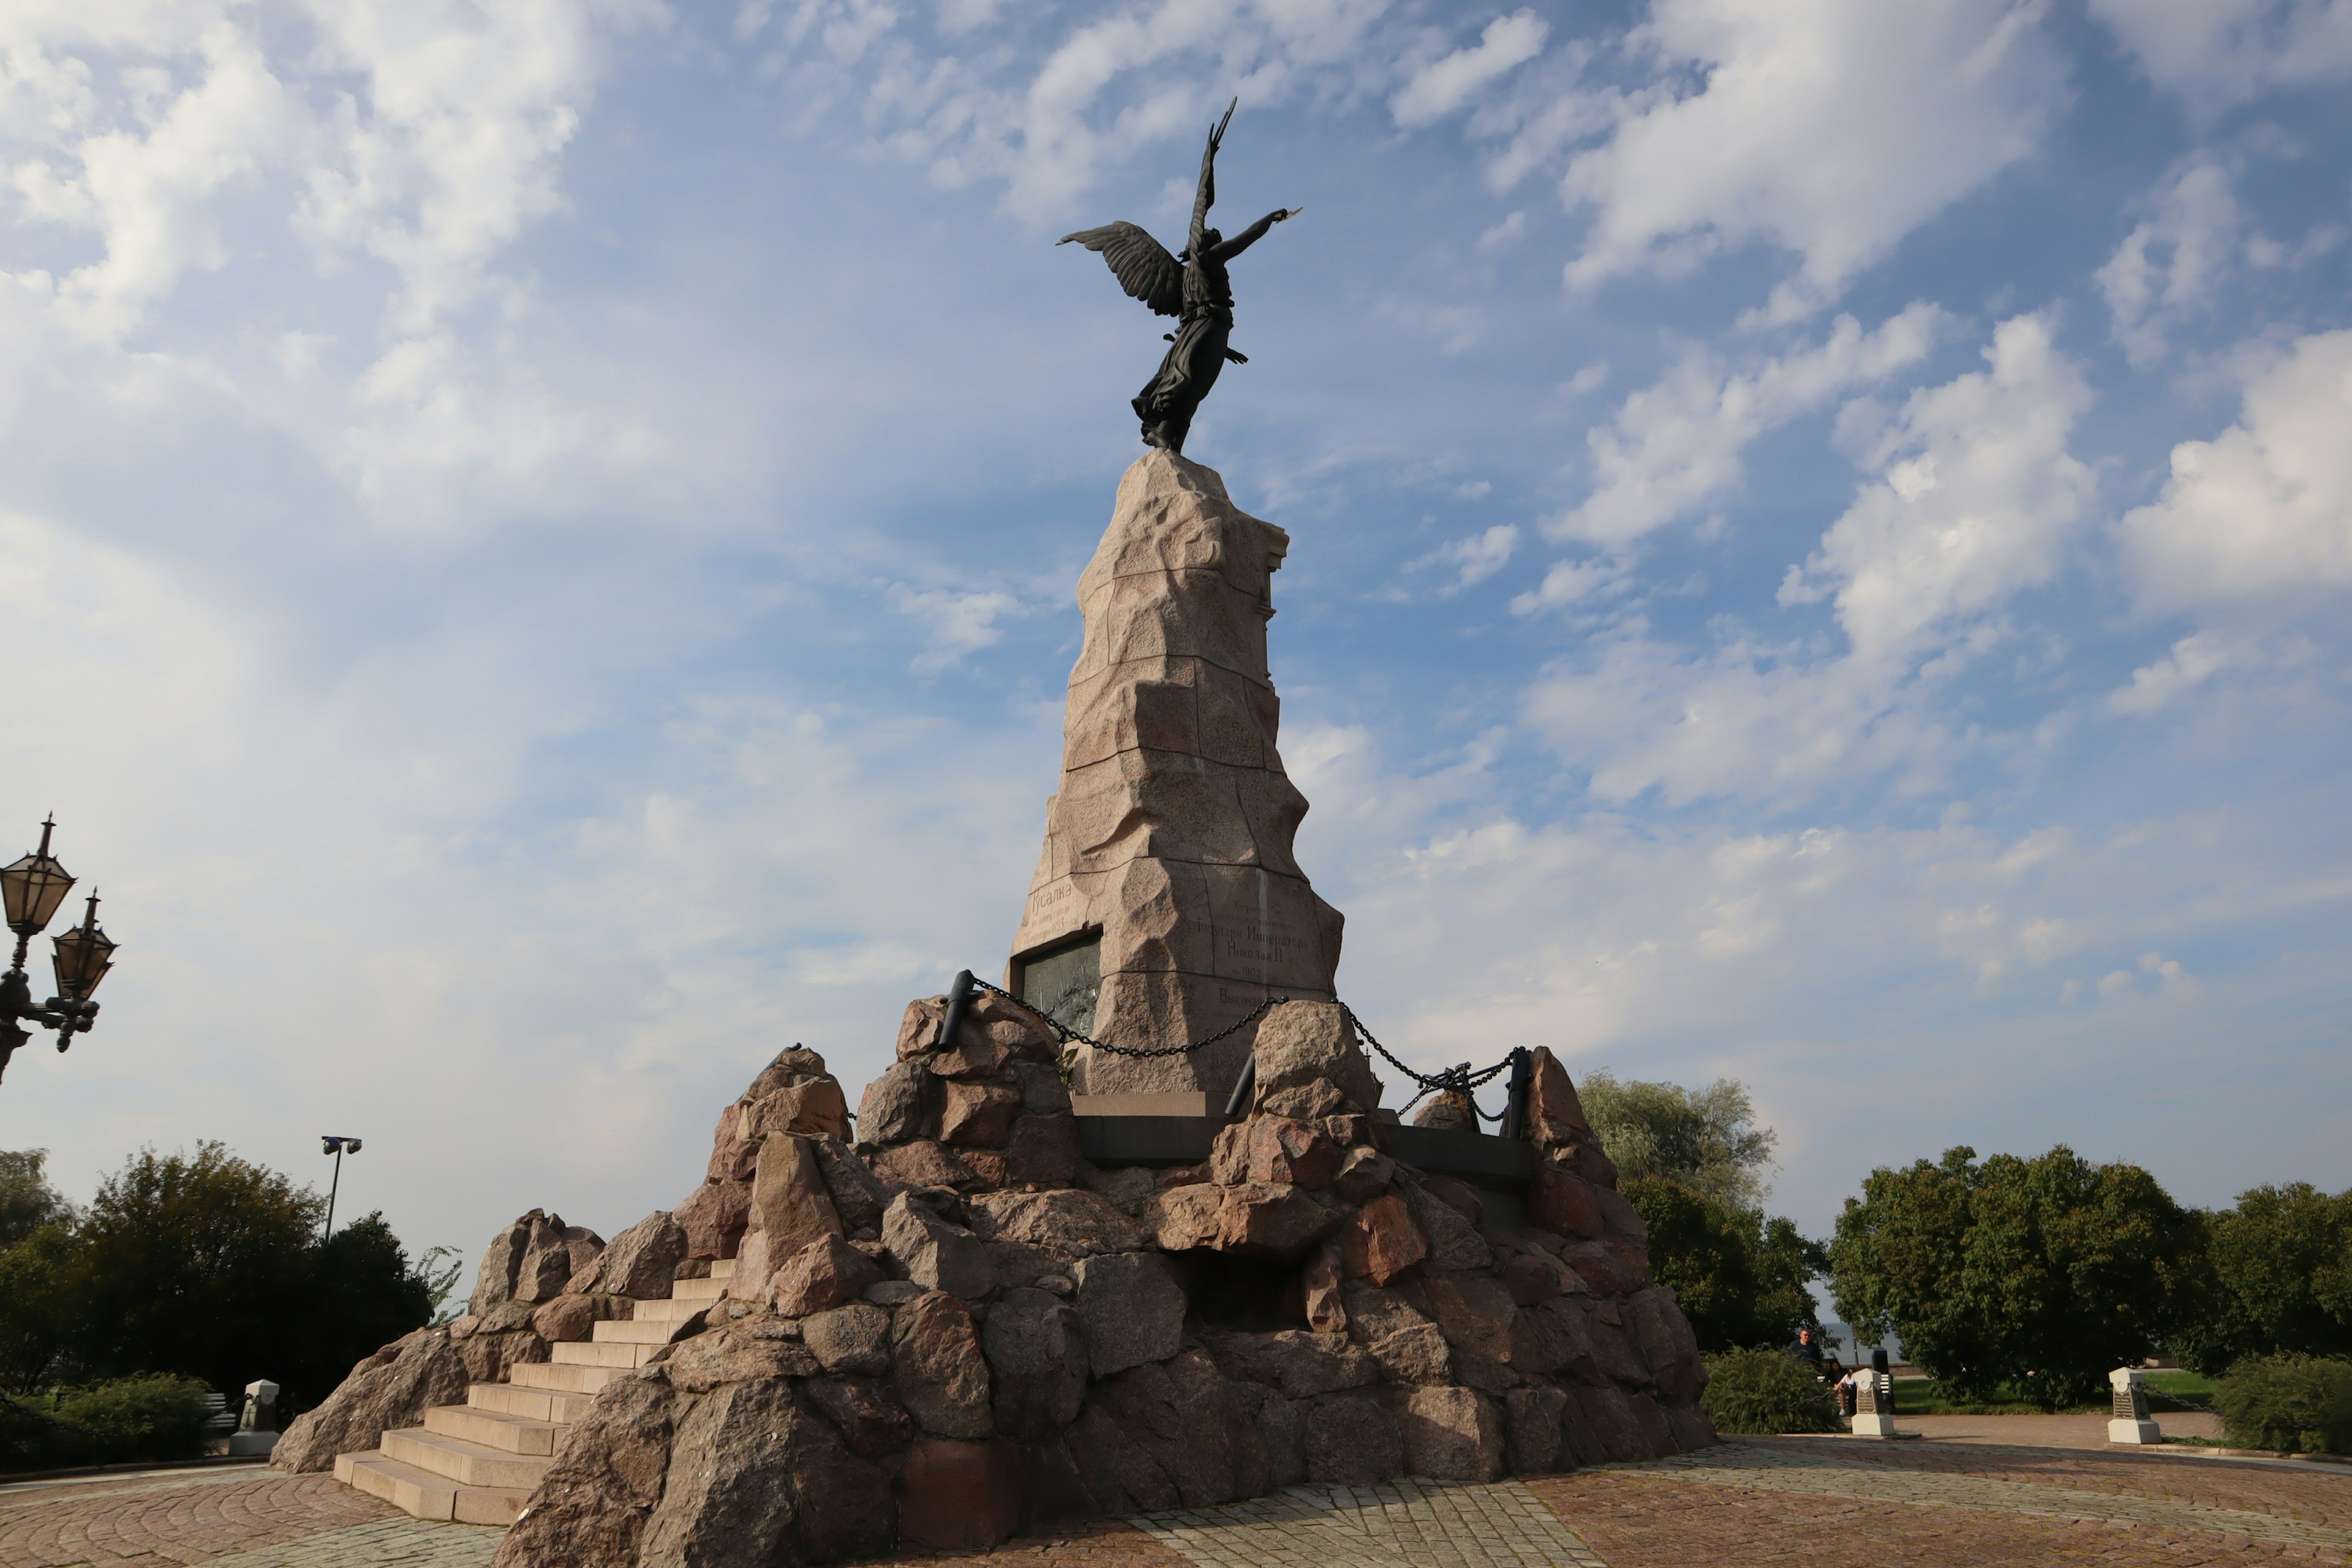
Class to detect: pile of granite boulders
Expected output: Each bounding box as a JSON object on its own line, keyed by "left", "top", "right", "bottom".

{"left": 473, "top": 990, "right": 1712, "bottom": 1566}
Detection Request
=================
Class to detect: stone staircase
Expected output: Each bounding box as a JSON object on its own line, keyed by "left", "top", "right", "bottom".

{"left": 334, "top": 1260, "right": 733, "bottom": 1525}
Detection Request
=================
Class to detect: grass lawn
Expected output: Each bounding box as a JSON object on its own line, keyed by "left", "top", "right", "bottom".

{"left": 1893, "top": 1370, "right": 2218, "bottom": 1416}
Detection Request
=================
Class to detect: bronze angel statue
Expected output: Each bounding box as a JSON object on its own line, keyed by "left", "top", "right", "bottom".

{"left": 1060, "top": 100, "right": 1297, "bottom": 454}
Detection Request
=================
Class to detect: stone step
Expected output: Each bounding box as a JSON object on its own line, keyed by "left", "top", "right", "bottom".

{"left": 471, "top": 1381, "right": 595, "bottom": 1425}
{"left": 633, "top": 1296, "right": 707, "bottom": 1322}
{"left": 552, "top": 1338, "right": 657, "bottom": 1368}
{"left": 592, "top": 1317, "right": 680, "bottom": 1346}
{"left": 672, "top": 1276, "right": 725, "bottom": 1302}
{"left": 424, "top": 1402, "right": 557, "bottom": 1455}
{"left": 510, "top": 1359, "right": 630, "bottom": 1393}
{"left": 383, "top": 1425, "right": 554, "bottom": 1491}
{"left": 334, "top": 1449, "right": 529, "bottom": 1526}
{"left": 710, "top": 1258, "right": 736, "bottom": 1281}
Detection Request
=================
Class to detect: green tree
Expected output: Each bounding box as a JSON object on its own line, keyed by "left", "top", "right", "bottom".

{"left": 1830, "top": 1145, "right": 2203, "bottom": 1408}
{"left": 2174, "top": 1185, "right": 2352, "bottom": 1375}
{"left": 1578, "top": 1071, "right": 1777, "bottom": 1210}
{"left": 1583, "top": 1071, "right": 1825, "bottom": 1351}
{"left": 0, "top": 1150, "right": 74, "bottom": 1250}
{"left": 0, "top": 1222, "right": 80, "bottom": 1393}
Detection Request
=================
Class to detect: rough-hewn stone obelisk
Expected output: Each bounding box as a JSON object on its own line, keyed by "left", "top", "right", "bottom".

{"left": 1009, "top": 448, "right": 1343, "bottom": 1099}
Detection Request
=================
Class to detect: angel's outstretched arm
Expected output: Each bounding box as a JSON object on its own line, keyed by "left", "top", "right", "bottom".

{"left": 1207, "top": 208, "right": 1296, "bottom": 263}
{"left": 1190, "top": 99, "right": 1237, "bottom": 250}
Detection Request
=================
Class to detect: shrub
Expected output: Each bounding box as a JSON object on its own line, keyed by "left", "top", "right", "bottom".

{"left": 1700, "top": 1346, "right": 1841, "bottom": 1434}
{"left": 2214, "top": 1355, "right": 2352, "bottom": 1454}
{"left": 1, "top": 1373, "right": 211, "bottom": 1472}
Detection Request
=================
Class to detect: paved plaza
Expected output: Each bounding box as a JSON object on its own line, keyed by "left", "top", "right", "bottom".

{"left": 5, "top": 1439, "right": 2346, "bottom": 1568}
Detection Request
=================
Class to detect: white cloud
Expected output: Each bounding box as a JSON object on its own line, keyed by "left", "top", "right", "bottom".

{"left": 1558, "top": 0, "right": 2068, "bottom": 306}
{"left": 1784, "top": 313, "right": 2094, "bottom": 669}
{"left": 2089, "top": 0, "right": 2352, "bottom": 113}
{"left": 1509, "top": 552, "right": 1631, "bottom": 616}
{"left": 1528, "top": 315, "right": 2094, "bottom": 806}
{"left": 2108, "top": 630, "right": 2233, "bottom": 713}
{"left": 1409, "top": 522, "right": 1518, "bottom": 592}
{"left": 888, "top": 584, "right": 1025, "bottom": 673}
{"left": 1391, "top": 10, "right": 1548, "bottom": 129}
{"left": 2097, "top": 159, "right": 2241, "bottom": 364}
{"left": 1558, "top": 303, "right": 1945, "bottom": 546}
{"left": 2118, "top": 328, "right": 2352, "bottom": 607}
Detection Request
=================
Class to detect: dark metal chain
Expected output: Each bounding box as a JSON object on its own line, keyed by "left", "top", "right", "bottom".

{"left": 960, "top": 973, "right": 1526, "bottom": 1116}
{"left": 967, "top": 975, "right": 1286, "bottom": 1058}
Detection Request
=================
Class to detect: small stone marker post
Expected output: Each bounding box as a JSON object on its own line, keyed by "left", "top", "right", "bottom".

{"left": 1852, "top": 1348, "right": 1898, "bottom": 1438}
{"left": 229, "top": 1379, "right": 281, "bottom": 1457}
{"left": 2108, "top": 1367, "right": 2162, "bottom": 1445}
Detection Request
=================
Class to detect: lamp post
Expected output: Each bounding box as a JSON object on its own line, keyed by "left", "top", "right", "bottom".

{"left": 1, "top": 816, "right": 119, "bottom": 1086}
{"left": 320, "top": 1135, "right": 363, "bottom": 1238}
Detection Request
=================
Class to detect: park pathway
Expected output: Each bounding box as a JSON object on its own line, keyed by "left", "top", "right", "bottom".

{"left": 5, "top": 1439, "right": 2347, "bottom": 1567}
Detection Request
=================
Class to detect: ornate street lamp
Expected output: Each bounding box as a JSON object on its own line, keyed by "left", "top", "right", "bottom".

{"left": 1, "top": 816, "right": 121, "bottom": 1085}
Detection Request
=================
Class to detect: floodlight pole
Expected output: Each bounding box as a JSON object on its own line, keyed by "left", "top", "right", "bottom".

{"left": 324, "top": 1144, "right": 344, "bottom": 1240}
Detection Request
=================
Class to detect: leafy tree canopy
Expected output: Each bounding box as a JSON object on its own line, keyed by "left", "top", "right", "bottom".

{"left": 1830, "top": 1144, "right": 2203, "bottom": 1409}
{"left": 2174, "top": 1183, "right": 2352, "bottom": 1375}
{"left": 1578, "top": 1070, "right": 1777, "bottom": 1211}
{"left": 0, "top": 1150, "right": 74, "bottom": 1251}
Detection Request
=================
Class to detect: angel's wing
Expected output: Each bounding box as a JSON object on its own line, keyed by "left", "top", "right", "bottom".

{"left": 1057, "top": 222, "right": 1183, "bottom": 318}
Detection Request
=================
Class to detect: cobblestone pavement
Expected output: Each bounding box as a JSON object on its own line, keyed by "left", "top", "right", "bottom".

{"left": 1133, "top": 1478, "right": 1605, "bottom": 1568}
{"left": 9, "top": 1439, "right": 2348, "bottom": 1568}
{"left": 0, "top": 1467, "right": 499, "bottom": 1568}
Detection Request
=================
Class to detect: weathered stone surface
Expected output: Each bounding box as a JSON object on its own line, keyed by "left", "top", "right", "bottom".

{"left": 1303, "top": 1242, "right": 1346, "bottom": 1333}
{"left": 663, "top": 1325, "right": 822, "bottom": 1392}
{"left": 533, "top": 1292, "right": 633, "bottom": 1344}
{"left": 1568, "top": 1383, "right": 1643, "bottom": 1463}
{"left": 870, "top": 1139, "right": 977, "bottom": 1189}
{"left": 772, "top": 1234, "right": 886, "bottom": 1317}
{"left": 1398, "top": 1176, "right": 1493, "bottom": 1272}
{"left": 1665, "top": 1403, "right": 1719, "bottom": 1452}
{"left": 1421, "top": 1174, "right": 1484, "bottom": 1225}
{"left": 1216, "top": 1181, "right": 1340, "bottom": 1260}
{"left": 1626, "top": 1286, "right": 1704, "bottom": 1403}
{"left": 488, "top": 1375, "right": 673, "bottom": 1568}
{"left": 513, "top": 1215, "right": 594, "bottom": 1304}
{"left": 706, "top": 1105, "right": 761, "bottom": 1185}
{"left": 746, "top": 1076, "right": 851, "bottom": 1142}
{"left": 813, "top": 1137, "right": 891, "bottom": 1234}
{"left": 900, "top": 1438, "right": 1022, "bottom": 1553}
{"left": 467, "top": 1212, "right": 537, "bottom": 1317}
{"left": 743, "top": 1045, "right": 833, "bottom": 1100}
{"left": 1510, "top": 1298, "right": 1600, "bottom": 1384}
{"left": 1562, "top": 1238, "right": 1648, "bottom": 1296}
{"left": 802, "top": 1375, "right": 916, "bottom": 1459}
{"left": 900, "top": 989, "right": 1061, "bottom": 1065}
{"left": 1423, "top": 1275, "right": 1517, "bottom": 1366}
{"left": 970, "top": 1188, "right": 1144, "bottom": 1255}
{"left": 892, "top": 1290, "right": 993, "bottom": 1439}
{"left": 1303, "top": 1390, "right": 1403, "bottom": 1484}
{"left": 579, "top": 1211, "right": 687, "bottom": 1300}
{"left": 1505, "top": 1385, "right": 1570, "bottom": 1474}
{"left": 1251, "top": 1001, "right": 1381, "bottom": 1115}
{"left": 1503, "top": 1250, "right": 1572, "bottom": 1305}
{"left": 1071, "top": 1349, "right": 1266, "bottom": 1511}
{"left": 865, "top": 1278, "right": 925, "bottom": 1306}
{"left": 1072, "top": 1250, "right": 1186, "bottom": 1377}
{"left": 1201, "top": 1329, "right": 1379, "bottom": 1400}
{"left": 1582, "top": 1301, "right": 1654, "bottom": 1389}
{"left": 459, "top": 1329, "right": 549, "bottom": 1385}
{"left": 639, "top": 1375, "right": 892, "bottom": 1568}
{"left": 940, "top": 1080, "right": 1023, "bottom": 1147}
{"left": 1330, "top": 1146, "right": 1394, "bottom": 1204}
{"left": 1011, "top": 1060, "right": 1072, "bottom": 1115}
{"left": 1400, "top": 1385, "right": 1505, "bottom": 1482}
{"left": 1341, "top": 1193, "right": 1427, "bottom": 1285}
{"left": 928, "top": 1038, "right": 1014, "bottom": 1079}
{"left": 1258, "top": 1080, "right": 1347, "bottom": 1122}
{"left": 674, "top": 1181, "right": 751, "bottom": 1261}
{"left": 981, "top": 1287, "right": 1087, "bottom": 1439}
{"left": 1207, "top": 1121, "right": 1250, "bottom": 1186}
{"left": 1410, "top": 1093, "right": 1478, "bottom": 1132}
{"left": 1143, "top": 1182, "right": 1225, "bottom": 1251}
{"left": 748, "top": 1134, "right": 845, "bottom": 1273}
{"left": 1231, "top": 1382, "right": 1305, "bottom": 1487}
{"left": 1524, "top": 1046, "right": 1591, "bottom": 1148}
{"left": 474, "top": 1300, "right": 538, "bottom": 1335}
{"left": 1244, "top": 1117, "right": 1341, "bottom": 1188}
{"left": 803, "top": 1303, "right": 893, "bottom": 1376}
{"left": 272, "top": 1327, "right": 470, "bottom": 1472}
{"left": 883, "top": 1192, "right": 998, "bottom": 1300}
{"left": 1627, "top": 1391, "right": 1676, "bottom": 1456}
{"left": 1594, "top": 1183, "right": 1648, "bottom": 1243}
{"left": 859, "top": 1060, "right": 937, "bottom": 1144}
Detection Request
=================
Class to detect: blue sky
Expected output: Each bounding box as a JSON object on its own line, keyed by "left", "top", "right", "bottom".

{"left": 2, "top": 0, "right": 2347, "bottom": 1273}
